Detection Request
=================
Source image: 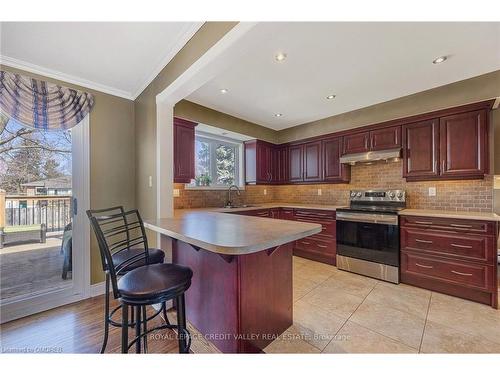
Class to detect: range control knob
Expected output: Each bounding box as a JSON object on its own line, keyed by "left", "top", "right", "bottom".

{"left": 397, "top": 192, "right": 404, "bottom": 199}
{"left": 388, "top": 191, "right": 396, "bottom": 199}
{"left": 356, "top": 192, "right": 362, "bottom": 198}
{"left": 350, "top": 191, "right": 357, "bottom": 198}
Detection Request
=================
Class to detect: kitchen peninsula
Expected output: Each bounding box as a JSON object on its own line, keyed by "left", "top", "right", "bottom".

{"left": 144, "top": 211, "right": 321, "bottom": 353}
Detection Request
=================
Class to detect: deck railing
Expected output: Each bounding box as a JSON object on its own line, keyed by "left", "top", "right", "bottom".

{"left": 4, "top": 195, "right": 72, "bottom": 232}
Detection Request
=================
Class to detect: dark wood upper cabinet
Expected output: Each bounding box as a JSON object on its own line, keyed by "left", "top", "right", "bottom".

{"left": 288, "top": 145, "right": 304, "bottom": 182}
{"left": 370, "top": 126, "right": 401, "bottom": 151}
{"left": 173, "top": 117, "right": 197, "bottom": 183}
{"left": 323, "top": 137, "right": 350, "bottom": 182}
{"left": 245, "top": 140, "right": 274, "bottom": 184}
{"left": 343, "top": 132, "right": 370, "bottom": 154}
{"left": 273, "top": 145, "right": 289, "bottom": 183}
{"left": 343, "top": 126, "right": 401, "bottom": 155}
{"left": 439, "top": 110, "right": 488, "bottom": 178}
{"left": 402, "top": 119, "right": 439, "bottom": 180}
{"left": 303, "top": 141, "right": 322, "bottom": 182}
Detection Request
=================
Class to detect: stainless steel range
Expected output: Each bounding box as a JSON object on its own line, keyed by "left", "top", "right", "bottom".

{"left": 336, "top": 189, "right": 406, "bottom": 284}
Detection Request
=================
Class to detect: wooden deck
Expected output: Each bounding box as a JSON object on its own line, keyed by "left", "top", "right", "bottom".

{"left": 0, "top": 234, "right": 71, "bottom": 300}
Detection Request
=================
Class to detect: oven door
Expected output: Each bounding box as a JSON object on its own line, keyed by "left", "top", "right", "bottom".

{"left": 336, "top": 213, "right": 400, "bottom": 267}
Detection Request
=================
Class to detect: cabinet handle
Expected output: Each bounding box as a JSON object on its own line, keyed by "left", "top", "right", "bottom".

{"left": 450, "top": 243, "right": 473, "bottom": 249}
{"left": 301, "top": 241, "right": 311, "bottom": 245}
{"left": 442, "top": 159, "right": 445, "bottom": 173}
{"left": 435, "top": 160, "right": 438, "bottom": 173}
{"left": 317, "top": 244, "right": 327, "bottom": 248}
{"left": 449, "top": 224, "right": 473, "bottom": 228}
{"left": 415, "top": 238, "right": 433, "bottom": 244}
{"left": 414, "top": 221, "right": 433, "bottom": 225}
{"left": 415, "top": 263, "right": 433, "bottom": 269}
{"left": 451, "top": 270, "right": 473, "bottom": 277}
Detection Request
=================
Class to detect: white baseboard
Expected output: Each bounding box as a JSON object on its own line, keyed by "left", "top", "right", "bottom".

{"left": 90, "top": 281, "right": 106, "bottom": 297}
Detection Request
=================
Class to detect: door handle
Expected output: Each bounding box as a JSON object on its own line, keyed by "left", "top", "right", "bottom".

{"left": 415, "top": 263, "right": 433, "bottom": 269}
{"left": 451, "top": 270, "right": 473, "bottom": 277}
{"left": 449, "top": 224, "right": 473, "bottom": 229}
{"left": 415, "top": 239, "right": 433, "bottom": 244}
{"left": 73, "top": 198, "right": 78, "bottom": 216}
{"left": 450, "top": 243, "right": 473, "bottom": 249}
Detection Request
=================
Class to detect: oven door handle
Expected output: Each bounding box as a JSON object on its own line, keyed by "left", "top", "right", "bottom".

{"left": 336, "top": 214, "right": 398, "bottom": 225}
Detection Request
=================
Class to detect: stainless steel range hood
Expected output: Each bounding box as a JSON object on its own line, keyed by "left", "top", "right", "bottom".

{"left": 340, "top": 148, "right": 401, "bottom": 165}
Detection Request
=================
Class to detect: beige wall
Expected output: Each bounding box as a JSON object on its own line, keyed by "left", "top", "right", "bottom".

{"left": 278, "top": 70, "right": 500, "bottom": 144}
{"left": 174, "top": 100, "right": 278, "bottom": 143}
{"left": 134, "top": 22, "right": 238, "bottom": 247}
{"left": 0, "top": 65, "right": 136, "bottom": 285}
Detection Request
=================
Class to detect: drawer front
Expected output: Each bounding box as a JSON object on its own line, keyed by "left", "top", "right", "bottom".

{"left": 401, "top": 228, "right": 494, "bottom": 263}
{"left": 295, "top": 218, "right": 336, "bottom": 237}
{"left": 401, "top": 252, "right": 495, "bottom": 290}
{"left": 294, "top": 209, "right": 336, "bottom": 221}
{"left": 401, "top": 215, "right": 495, "bottom": 235}
{"left": 295, "top": 237, "right": 335, "bottom": 255}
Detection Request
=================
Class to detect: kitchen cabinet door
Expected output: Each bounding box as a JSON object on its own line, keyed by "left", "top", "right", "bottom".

{"left": 173, "top": 117, "right": 197, "bottom": 183}
{"left": 439, "top": 110, "right": 488, "bottom": 178}
{"left": 256, "top": 141, "right": 273, "bottom": 183}
{"left": 271, "top": 146, "right": 288, "bottom": 184}
{"left": 323, "top": 137, "right": 350, "bottom": 182}
{"left": 289, "top": 145, "right": 304, "bottom": 182}
{"left": 402, "top": 119, "right": 440, "bottom": 180}
{"left": 303, "top": 141, "right": 322, "bottom": 182}
{"left": 342, "top": 132, "right": 370, "bottom": 155}
{"left": 370, "top": 126, "right": 401, "bottom": 151}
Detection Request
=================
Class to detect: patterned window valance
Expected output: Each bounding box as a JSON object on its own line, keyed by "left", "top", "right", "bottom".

{"left": 0, "top": 70, "right": 94, "bottom": 131}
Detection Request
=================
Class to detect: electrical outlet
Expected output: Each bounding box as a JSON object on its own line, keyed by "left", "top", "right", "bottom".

{"left": 173, "top": 189, "right": 180, "bottom": 197}
{"left": 148, "top": 176, "right": 153, "bottom": 188}
{"left": 317, "top": 188, "right": 322, "bottom": 196}
{"left": 263, "top": 189, "right": 267, "bottom": 196}
{"left": 428, "top": 187, "right": 436, "bottom": 196}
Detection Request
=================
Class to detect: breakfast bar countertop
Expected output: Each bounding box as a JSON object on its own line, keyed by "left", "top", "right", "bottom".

{"left": 144, "top": 211, "right": 322, "bottom": 255}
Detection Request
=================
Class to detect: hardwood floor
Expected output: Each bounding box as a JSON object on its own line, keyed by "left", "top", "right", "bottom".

{"left": 0, "top": 294, "right": 180, "bottom": 354}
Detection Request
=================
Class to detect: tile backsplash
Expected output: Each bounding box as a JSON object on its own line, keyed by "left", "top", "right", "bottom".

{"left": 175, "top": 160, "right": 493, "bottom": 212}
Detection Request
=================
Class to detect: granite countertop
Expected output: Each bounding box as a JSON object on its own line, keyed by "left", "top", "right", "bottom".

{"left": 144, "top": 212, "right": 322, "bottom": 255}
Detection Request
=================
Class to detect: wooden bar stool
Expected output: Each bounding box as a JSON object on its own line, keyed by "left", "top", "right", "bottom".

{"left": 87, "top": 208, "right": 193, "bottom": 353}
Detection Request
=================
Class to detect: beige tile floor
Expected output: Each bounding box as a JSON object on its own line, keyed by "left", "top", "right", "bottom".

{"left": 264, "top": 256, "right": 500, "bottom": 354}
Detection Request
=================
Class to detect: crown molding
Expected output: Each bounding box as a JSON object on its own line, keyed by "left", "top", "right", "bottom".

{"left": 0, "top": 55, "right": 134, "bottom": 100}
{"left": 131, "top": 22, "right": 204, "bottom": 100}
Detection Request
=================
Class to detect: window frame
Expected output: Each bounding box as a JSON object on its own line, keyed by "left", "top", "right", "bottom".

{"left": 185, "top": 131, "right": 245, "bottom": 190}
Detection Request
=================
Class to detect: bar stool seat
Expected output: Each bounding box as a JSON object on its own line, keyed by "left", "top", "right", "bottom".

{"left": 113, "top": 247, "right": 165, "bottom": 274}
{"left": 118, "top": 264, "right": 193, "bottom": 304}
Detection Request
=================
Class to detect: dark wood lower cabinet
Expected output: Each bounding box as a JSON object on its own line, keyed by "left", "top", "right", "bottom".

{"left": 400, "top": 215, "right": 498, "bottom": 308}
{"left": 230, "top": 208, "right": 336, "bottom": 265}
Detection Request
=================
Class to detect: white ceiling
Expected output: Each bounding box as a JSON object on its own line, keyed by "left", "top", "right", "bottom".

{"left": 187, "top": 22, "right": 500, "bottom": 130}
{"left": 0, "top": 22, "right": 202, "bottom": 99}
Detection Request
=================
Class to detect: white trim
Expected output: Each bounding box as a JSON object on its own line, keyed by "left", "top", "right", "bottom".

{"left": 90, "top": 281, "right": 106, "bottom": 297}
{"left": 155, "top": 22, "right": 257, "bottom": 248}
{"left": 0, "top": 55, "right": 133, "bottom": 100}
{"left": 131, "top": 22, "right": 203, "bottom": 99}
{"left": 156, "top": 22, "right": 258, "bottom": 105}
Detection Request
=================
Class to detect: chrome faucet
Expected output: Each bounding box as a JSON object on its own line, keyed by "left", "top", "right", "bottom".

{"left": 225, "top": 185, "right": 241, "bottom": 208}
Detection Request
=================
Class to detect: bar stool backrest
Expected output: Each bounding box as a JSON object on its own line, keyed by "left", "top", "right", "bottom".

{"left": 87, "top": 207, "right": 150, "bottom": 298}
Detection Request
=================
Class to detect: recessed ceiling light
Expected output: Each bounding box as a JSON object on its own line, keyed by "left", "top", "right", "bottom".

{"left": 432, "top": 56, "right": 447, "bottom": 64}
{"left": 326, "top": 94, "right": 336, "bottom": 100}
{"left": 274, "top": 113, "right": 283, "bottom": 117}
{"left": 220, "top": 88, "right": 229, "bottom": 94}
{"left": 275, "top": 52, "right": 287, "bottom": 62}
